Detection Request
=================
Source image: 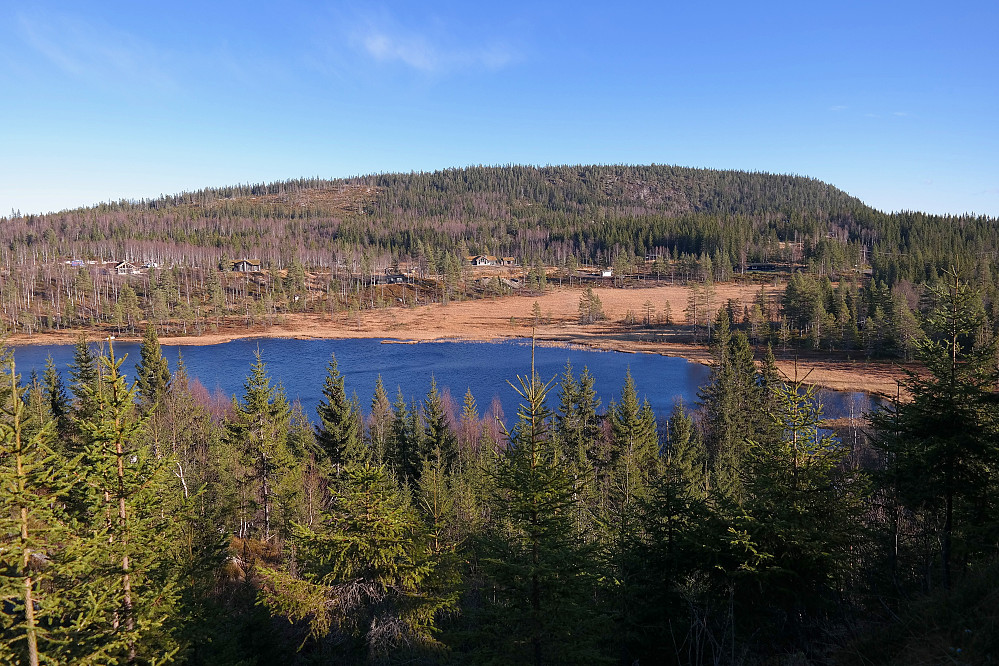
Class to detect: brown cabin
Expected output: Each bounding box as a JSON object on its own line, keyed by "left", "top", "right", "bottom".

{"left": 232, "top": 259, "right": 261, "bottom": 272}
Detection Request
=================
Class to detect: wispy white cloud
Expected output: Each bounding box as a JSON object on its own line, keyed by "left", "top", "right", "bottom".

{"left": 346, "top": 11, "right": 518, "bottom": 74}
{"left": 829, "top": 105, "right": 848, "bottom": 112}
{"left": 16, "top": 12, "right": 177, "bottom": 92}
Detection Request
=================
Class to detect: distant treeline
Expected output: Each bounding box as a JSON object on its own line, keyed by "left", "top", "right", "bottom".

{"left": 5, "top": 165, "right": 998, "bottom": 282}
{"left": 5, "top": 165, "right": 999, "bottom": 357}
{"left": 2, "top": 271, "right": 997, "bottom": 664}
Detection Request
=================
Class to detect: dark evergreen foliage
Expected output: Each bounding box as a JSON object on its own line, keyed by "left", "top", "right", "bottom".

{"left": 315, "top": 352, "right": 365, "bottom": 468}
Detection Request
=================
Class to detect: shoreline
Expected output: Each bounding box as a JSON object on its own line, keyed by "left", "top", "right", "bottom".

{"left": 2, "top": 285, "right": 909, "bottom": 397}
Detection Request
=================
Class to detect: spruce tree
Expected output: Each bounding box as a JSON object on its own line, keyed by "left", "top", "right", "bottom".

{"left": 259, "top": 463, "right": 458, "bottom": 661}
{"left": 42, "top": 355, "right": 71, "bottom": 445}
{"left": 225, "top": 352, "right": 297, "bottom": 541}
{"left": 135, "top": 324, "right": 172, "bottom": 459}
{"left": 457, "top": 387, "right": 481, "bottom": 458}
{"left": 699, "top": 310, "right": 764, "bottom": 502}
{"left": 367, "top": 375, "right": 392, "bottom": 463}
{"left": 386, "top": 388, "right": 419, "bottom": 486}
{"left": 472, "top": 365, "right": 605, "bottom": 664}
{"left": 68, "top": 335, "right": 99, "bottom": 425}
{"left": 420, "top": 377, "right": 458, "bottom": 474}
{"left": 665, "top": 397, "right": 707, "bottom": 497}
{"left": 738, "top": 377, "right": 866, "bottom": 643}
{"left": 871, "top": 270, "right": 999, "bottom": 589}
{"left": 607, "top": 370, "right": 660, "bottom": 507}
{"left": 315, "top": 352, "right": 365, "bottom": 468}
{"left": 0, "top": 361, "right": 75, "bottom": 665}
{"left": 71, "top": 341, "right": 185, "bottom": 663}
{"left": 135, "top": 324, "right": 171, "bottom": 413}
{"left": 555, "top": 363, "right": 604, "bottom": 490}
{"left": 623, "top": 454, "right": 718, "bottom": 665}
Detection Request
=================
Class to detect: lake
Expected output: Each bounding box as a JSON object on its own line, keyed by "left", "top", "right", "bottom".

{"left": 7, "top": 338, "right": 877, "bottom": 425}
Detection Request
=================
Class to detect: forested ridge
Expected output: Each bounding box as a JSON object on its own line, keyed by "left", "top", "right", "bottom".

{"left": 4, "top": 165, "right": 999, "bottom": 364}
{"left": 2, "top": 269, "right": 998, "bottom": 664}
{"left": 8, "top": 165, "right": 993, "bottom": 278}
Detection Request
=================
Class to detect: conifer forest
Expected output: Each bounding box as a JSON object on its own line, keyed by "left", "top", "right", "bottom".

{"left": 1, "top": 166, "right": 998, "bottom": 664}
{"left": 3, "top": 165, "right": 999, "bottom": 360}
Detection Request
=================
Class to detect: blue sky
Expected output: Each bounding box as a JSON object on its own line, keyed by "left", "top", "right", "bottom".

{"left": 2, "top": 0, "right": 997, "bottom": 217}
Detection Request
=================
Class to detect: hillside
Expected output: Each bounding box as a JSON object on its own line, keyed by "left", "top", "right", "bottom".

{"left": 6, "top": 165, "right": 997, "bottom": 289}
{"left": 0, "top": 165, "right": 877, "bottom": 269}
{"left": 3, "top": 164, "right": 999, "bottom": 347}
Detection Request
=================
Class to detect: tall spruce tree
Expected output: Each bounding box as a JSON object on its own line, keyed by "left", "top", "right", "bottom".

{"left": 871, "top": 270, "right": 999, "bottom": 589}
{"left": 135, "top": 324, "right": 171, "bottom": 413}
{"left": 68, "top": 335, "right": 100, "bottom": 425}
{"left": 607, "top": 370, "right": 660, "bottom": 507}
{"left": 471, "top": 364, "right": 605, "bottom": 665}
{"left": 135, "top": 324, "right": 172, "bottom": 459}
{"left": 738, "top": 378, "right": 866, "bottom": 647}
{"left": 224, "top": 352, "right": 297, "bottom": 541}
{"left": 665, "top": 397, "right": 707, "bottom": 497}
{"left": 315, "top": 352, "right": 365, "bottom": 469}
{"left": 72, "top": 341, "right": 185, "bottom": 663}
{"left": 386, "top": 388, "right": 419, "bottom": 486}
{"left": 0, "top": 361, "right": 75, "bottom": 665}
{"left": 42, "top": 354, "right": 71, "bottom": 447}
{"left": 554, "top": 364, "right": 605, "bottom": 489}
{"left": 420, "top": 377, "right": 458, "bottom": 475}
{"left": 699, "top": 310, "right": 764, "bottom": 502}
{"left": 367, "top": 375, "right": 392, "bottom": 464}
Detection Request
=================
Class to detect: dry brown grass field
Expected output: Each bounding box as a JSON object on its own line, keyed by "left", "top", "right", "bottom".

{"left": 7, "top": 283, "right": 909, "bottom": 396}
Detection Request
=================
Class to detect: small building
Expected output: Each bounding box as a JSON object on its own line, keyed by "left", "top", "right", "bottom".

{"left": 373, "top": 273, "right": 406, "bottom": 285}
{"left": 601, "top": 268, "right": 614, "bottom": 278}
{"left": 115, "top": 261, "right": 137, "bottom": 275}
{"left": 501, "top": 256, "right": 517, "bottom": 266}
{"left": 470, "top": 255, "right": 499, "bottom": 266}
{"left": 232, "top": 259, "right": 261, "bottom": 272}
{"left": 384, "top": 268, "right": 406, "bottom": 283}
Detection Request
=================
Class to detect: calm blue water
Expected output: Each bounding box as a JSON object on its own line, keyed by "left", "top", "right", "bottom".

{"left": 7, "top": 338, "right": 876, "bottom": 424}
